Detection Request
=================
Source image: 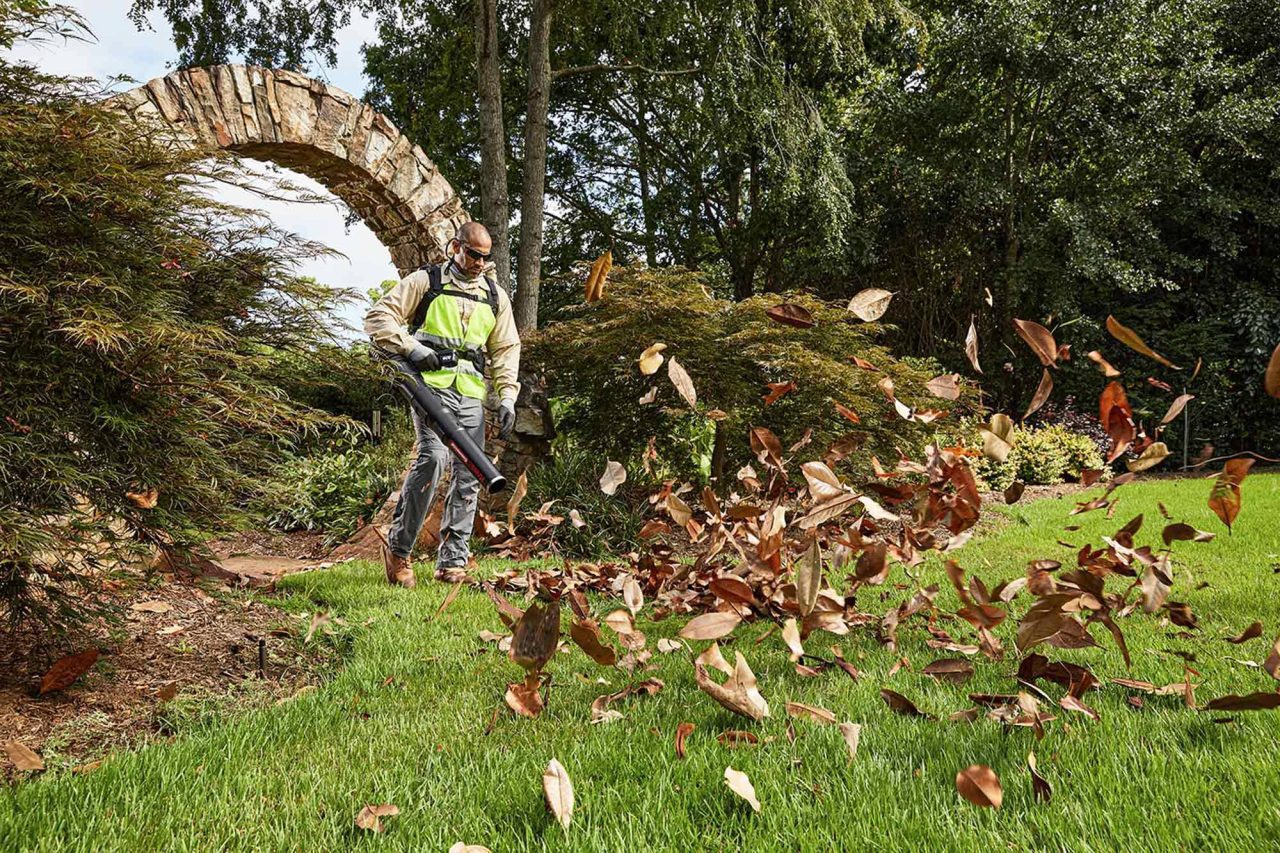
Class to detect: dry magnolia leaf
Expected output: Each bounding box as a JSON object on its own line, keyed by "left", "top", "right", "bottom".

{"left": 1107, "top": 315, "right": 1179, "bottom": 369}
{"left": 542, "top": 759, "right": 575, "bottom": 830}
{"left": 3, "top": 741, "right": 44, "bottom": 772}
{"left": 38, "top": 648, "right": 99, "bottom": 695}
{"left": 599, "top": 460, "right": 626, "bottom": 495}
{"left": 980, "top": 414, "right": 1015, "bottom": 463}
{"left": 1013, "top": 318, "right": 1059, "bottom": 366}
{"left": 794, "top": 536, "right": 822, "bottom": 617}
{"left": 667, "top": 357, "right": 698, "bottom": 408}
{"left": 839, "top": 722, "right": 861, "bottom": 762}
{"left": 965, "top": 318, "right": 982, "bottom": 374}
{"left": 800, "top": 461, "right": 845, "bottom": 504}
{"left": 781, "top": 618, "right": 805, "bottom": 660}
{"left": 956, "top": 765, "right": 1003, "bottom": 809}
{"left": 675, "top": 721, "right": 695, "bottom": 759}
{"left": 1127, "top": 442, "right": 1171, "bottom": 473}
{"left": 506, "top": 470, "right": 528, "bottom": 531}
{"left": 622, "top": 577, "right": 643, "bottom": 616}
{"left": 1027, "top": 751, "right": 1052, "bottom": 803}
{"left": 1024, "top": 368, "right": 1053, "bottom": 420}
{"left": 680, "top": 611, "right": 741, "bottom": 641}
{"left": 131, "top": 600, "right": 171, "bottom": 614}
{"left": 696, "top": 641, "right": 735, "bottom": 676}
{"left": 723, "top": 766, "right": 761, "bottom": 812}
{"left": 509, "top": 600, "right": 561, "bottom": 672}
{"left": 925, "top": 374, "right": 962, "bottom": 401}
{"left": 785, "top": 702, "right": 837, "bottom": 725}
{"left": 766, "top": 302, "right": 815, "bottom": 328}
{"left": 1160, "top": 393, "right": 1194, "bottom": 424}
{"left": 638, "top": 342, "right": 667, "bottom": 375}
{"left": 847, "top": 288, "right": 894, "bottom": 322}
{"left": 1267, "top": 343, "right": 1280, "bottom": 398}
{"left": 1087, "top": 350, "right": 1122, "bottom": 377}
{"left": 354, "top": 804, "right": 400, "bottom": 833}
{"left": 694, "top": 652, "right": 770, "bottom": 720}
{"left": 569, "top": 620, "right": 617, "bottom": 666}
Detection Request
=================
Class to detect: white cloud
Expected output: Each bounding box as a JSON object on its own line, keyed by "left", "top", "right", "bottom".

{"left": 4, "top": 1, "right": 403, "bottom": 337}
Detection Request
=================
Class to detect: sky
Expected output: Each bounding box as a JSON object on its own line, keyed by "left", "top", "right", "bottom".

{"left": 4, "top": 0, "right": 398, "bottom": 334}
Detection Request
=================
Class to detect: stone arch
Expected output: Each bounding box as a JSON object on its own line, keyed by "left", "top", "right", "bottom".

{"left": 108, "top": 64, "right": 466, "bottom": 273}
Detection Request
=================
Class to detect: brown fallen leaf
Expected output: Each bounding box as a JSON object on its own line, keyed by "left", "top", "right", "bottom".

{"left": 839, "top": 722, "right": 861, "bottom": 762}
{"left": 667, "top": 357, "right": 697, "bottom": 408}
{"left": 1127, "top": 442, "right": 1171, "bottom": 473}
{"left": 1161, "top": 523, "right": 1215, "bottom": 545}
{"left": 1204, "top": 692, "right": 1280, "bottom": 711}
{"left": 125, "top": 488, "right": 159, "bottom": 509}
{"left": 506, "top": 470, "right": 528, "bottom": 531}
{"left": 1160, "top": 393, "right": 1195, "bottom": 424}
{"left": 1264, "top": 633, "right": 1280, "bottom": 682}
{"left": 38, "top": 648, "right": 99, "bottom": 695}
{"left": 880, "top": 689, "right": 930, "bottom": 718}
{"left": 543, "top": 759, "right": 574, "bottom": 830}
{"left": 3, "top": 741, "right": 44, "bottom": 772}
{"left": 1087, "top": 350, "right": 1121, "bottom": 377}
{"left": 1208, "top": 458, "right": 1254, "bottom": 531}
{"left": 785, "top": 702, "right": 837, "bottom": 725}
{"left": 1106, "top": 314, "right": 1179, "bottom": 369}
{"left": 1024, "top": 369, "right": 1054, "bottom": 420}
{"left": 767, "top": 302, "right": 815, "bottom": 328}
{"left": 1004, "top": 481, "right": 1026, "bottom": 504}
{"left": 716, "top": 730, "right": 760, "bottom": 747}
{"left": 1013, "top": 318, "right": 1058, "bottom": 366}
{"left": 505, "top": 673, "right": 546, "bottom": 718}
{"left": 1027, "top": 751, "right": 1052, "bottom": 803}
{"left": 569, "top": 619, "right": 617, "bottom": 666}
{"left": 680, "top": 611, "right": 742, "bottom": 641}
{"left": 694, "top": 652, "right": 770, "bottom": 720}
{"left": 763, "top": 381, "right": 797, "bottom": 405}
{"left": 675, "top": 722, "right": 695, "bottom": 759}
{"left": 354, "top": 804, "right": 399, "bottom": 833}
{"left": 1226, "top": 621, "right": 1263, "bottom": 644}
{"left": 925, "top": 374, "right": 962, "bottom": 401}
{"left": 956, "top": 764, "right": 1003, "bottom": 809}
{"left": 1266, "top": 343, "right": 1280, "bottom": 398}
{"left": 131, "top": 600, "right": 171, "bottom": 614}
{"left": 723, "top": 766, "right": 762, "bottom": 812}
{"left": 1059, "top": 694, "right": 1100, "bottom": 721}
{"left": 922, "top": 659, "right": 975, "bottom": 685}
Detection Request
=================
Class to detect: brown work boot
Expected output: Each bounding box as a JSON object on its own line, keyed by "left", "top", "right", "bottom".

{"left": 381, "top": 542, "right": 416, "bottom": 588}
{"left": 433, "top": 565, "right": 470, "bottom": 584}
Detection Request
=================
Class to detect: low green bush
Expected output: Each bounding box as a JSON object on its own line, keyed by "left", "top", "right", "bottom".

{"left": 970, "top": 423, "right": 1106, "bottom": 491}
{"left": 523, "top": 443, "right": 649, "bottom": 557}
{"left": 254, "top": 414, "right": 414, "bottom": 542}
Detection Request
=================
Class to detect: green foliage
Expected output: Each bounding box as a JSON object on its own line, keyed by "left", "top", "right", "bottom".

{"left": 970, "top": 424, "right": 1107, "bottom": 491}
{"left": 254, "top": 414, "right": 413, "bottom": 543}
{"left": 523, "top": 443, "right": 648, "bottom": 557}
{"left": 0, "top": 9, "right": 351, "bottom": 631}
{"left": 528, "top": 266, "right": 975, "bottom": 482}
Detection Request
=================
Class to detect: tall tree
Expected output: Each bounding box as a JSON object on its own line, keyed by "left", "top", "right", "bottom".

{"left": 473, "top": 0, "right": 511, "bottom": 292}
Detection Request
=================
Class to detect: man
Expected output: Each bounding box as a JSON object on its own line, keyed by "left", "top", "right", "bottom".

{"left": 364, "top": 222, "right": 521, "bottom": 587}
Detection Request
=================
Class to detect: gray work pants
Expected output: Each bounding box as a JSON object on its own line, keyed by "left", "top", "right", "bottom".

{"left": 386, "top": 385, "right": 486, "bottom": 568}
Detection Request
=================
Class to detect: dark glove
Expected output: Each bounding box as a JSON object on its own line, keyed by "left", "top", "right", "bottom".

{"left": 407, "top": 342, "right": 440, "bottom": 372}
{"left": 498, "top": 400, "right": 516, "bottom": 439}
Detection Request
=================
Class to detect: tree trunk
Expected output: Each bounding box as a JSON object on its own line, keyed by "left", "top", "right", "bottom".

{"left": 473, "top": 0, "right": 511, "bottom": 292}
{"left": 514, "top": 0, "right": 553, "bottom": 332}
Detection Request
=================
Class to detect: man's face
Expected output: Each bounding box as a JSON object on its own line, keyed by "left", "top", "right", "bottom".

{"left": 453, "top": 232, "right": 493, "bottom": 276}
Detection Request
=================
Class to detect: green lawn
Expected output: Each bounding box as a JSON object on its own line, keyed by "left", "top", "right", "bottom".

{"left": 4, "top": 473, "right": 1280, "bottom": 851}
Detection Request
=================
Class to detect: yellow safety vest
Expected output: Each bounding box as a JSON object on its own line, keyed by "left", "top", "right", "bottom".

{"left": 413, "top": 271, "right": 497, "bottom": 401}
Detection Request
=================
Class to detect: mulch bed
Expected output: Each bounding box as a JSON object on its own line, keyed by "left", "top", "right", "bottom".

{"left": 1, "top": 571, "right": 330, "bottom": 782}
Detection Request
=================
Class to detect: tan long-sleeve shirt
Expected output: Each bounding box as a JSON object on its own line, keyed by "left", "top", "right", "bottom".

{"left": 364, "top": 262, "right": 522, "bottom": 403}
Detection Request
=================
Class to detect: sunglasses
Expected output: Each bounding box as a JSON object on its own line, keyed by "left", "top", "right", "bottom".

{"left": 461, "top": 243, "right": 491, "bottom": 262}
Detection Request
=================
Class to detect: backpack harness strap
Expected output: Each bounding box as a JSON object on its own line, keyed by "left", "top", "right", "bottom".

{"left": 407, "top": 263, "right": 499, "bottom": 373}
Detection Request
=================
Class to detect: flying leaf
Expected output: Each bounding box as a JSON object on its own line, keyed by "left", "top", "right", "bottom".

{"left": 723, "top": 766, "right": 762, "bottom": 812}
{"left": 1059, "top": 694, "right": 1101, "bottom": 721}
{"left": 638, "top": 342, "right": 666, "bottom": 376}
{"left": 926, "top": 374, "right": 962, "bottom": 401}
{"left": 1266, "top": 344, "right": 1280, "bottom": 398}
{"left": 622, "top": 577, "right": 643, "bottom": 616}
{"left": 847, "top": 288, "right": 894, "bottom": 322}
{"left": 1024, "top": 369, "right": 1053, "bottom": 420}
{"left": 766, "top": 302, "right": 815, "bottom": 328}
{"left": 956, "top": 765, "right": 1003, "bottom": 809}
{"left": 38, "top": 648, "right": 99, "bottom": 695}
{"left": 1264, "top": 633, "right": 1280, "bottom": 682}
{"left": 638, "top": 387, "right": 657, "bottom": 405}
{"left": 794, "top": 536, "right": 822, "bottom": 617}
{"left": 3, "top": 741, "right": 44, "bottom": 773}
{"left": 569, "top": 620, "right": 617, "bottom": 666}
{"left": 354, "top": 804, "right": 400, "bottom": 833}
{"left": 839, "top": 722, "right": 861, "bottom": 762}
{"left": 800, "top": 461, "right": 845, "bottom": 504}
{"left": 667, "top": 357, "right": 697, "bottom": 408}
{"left": 1160, "top": 394, "right": 1194, "bottom": 424}
{"left": 781, "top": 618, "right": 805, "bottom": 660}
{"left": 675, "top": 722, "right": 695, "bottom": 759}
{"left": 694, "top": 652, "right": 770, "bottom": 720}
{"left": 697, "top": 641, "right": 735, "bottom": 676}
{"left": 980, "top": 414, "right": 1016, "bottom": 463}
{"left": 506, "top": 470, "right": 528, "bottom": 531}
{"left": 1127, "top": 442, "right": 1171, "bottom": 473}
{"left": 833, "top": 401, "right": 861, "bottom": 424}
{"left": 125, "top": 489, "right": 159, "bottom": 509}
{"left": 680, "top": 612, "right": 742, "bottom": 641}
{"left": 1013, "top": 318, "right": 1058, "bottom": 366}
{"left": 1106, "top": 315, "right": 1178, "bottom": 369}
{"left": 1226, "top": 621, "right": 1263, "bottom": 645}
{"left": 1087, "top": 350, "right": 1122, "bottom": 377}
{"left": 1208, "top": 458, "right": 1255, "bottom": 531}
{"left": 543, "top": 759, "right": 575, "bottom": 830}
{"left": 1204, "top": 692, "right": 1280, "bottom": 711}
{"left": 965, "top": 318, "right": 982, "bottom": 373}
{"left": 1161, "top": 523, "right": 1215, "bottom": 545}
{"left": 509, "top": 600, "right": 561, "bottom": 672}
